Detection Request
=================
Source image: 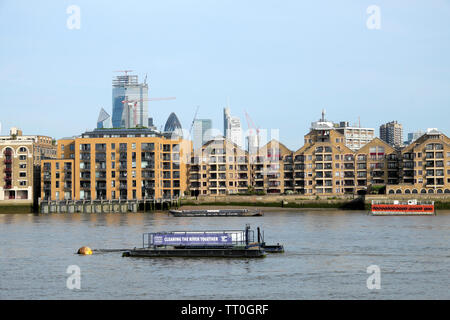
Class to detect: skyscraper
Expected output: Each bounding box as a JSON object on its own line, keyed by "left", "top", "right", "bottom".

{"left": 380, "top": 121, "right": 403, "bottom": 148}
{"left": 112, "top": 73, "right": 148, "bottom": 128}
{"left": 96, "top": 108, "right": 112, "bottom": 129}
{"left": 406, "top": 130, "right": 425, "bottom": 145}
{"left": 164, "top": 112, "right": 183, "bottom": 138}
{"left": 193, "top": 119, "right": 212, "bottom": 150}
{"left": 223, "top": 107, "right": 243, "bottom": 148}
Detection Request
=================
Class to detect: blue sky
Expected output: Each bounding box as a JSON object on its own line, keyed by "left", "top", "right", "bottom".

{"left": 0, "top": 0, "right": 449, "bottom": 149}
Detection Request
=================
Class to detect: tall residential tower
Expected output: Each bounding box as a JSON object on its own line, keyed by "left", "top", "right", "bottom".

{"left": 380, "top": 121, "right": 403, "bottom": 148}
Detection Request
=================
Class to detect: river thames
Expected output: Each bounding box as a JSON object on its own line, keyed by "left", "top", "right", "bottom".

{"left": 0, "top": 210, "right": 448, "bottom": 299}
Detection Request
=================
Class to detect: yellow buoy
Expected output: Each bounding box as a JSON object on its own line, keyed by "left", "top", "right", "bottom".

{"left": 77, "top": 246, "right": 93, "bottom": 255}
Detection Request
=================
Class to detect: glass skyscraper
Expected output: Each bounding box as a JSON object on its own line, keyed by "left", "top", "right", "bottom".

{"left": 193, "top": 119, "right": 212, "bottom": 150}
{"left": 112, "top": 74, "right": 148, "bottom": 128}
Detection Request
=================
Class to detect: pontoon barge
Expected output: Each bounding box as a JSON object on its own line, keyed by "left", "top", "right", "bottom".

{"left": 122, "top": 225, "right": 282, "bottom": 258}
{"left": 370, "top": 199, "right": 436, "bottom": 215}
{"left": 169, "top": 209, "right": 263, "bottom": 217}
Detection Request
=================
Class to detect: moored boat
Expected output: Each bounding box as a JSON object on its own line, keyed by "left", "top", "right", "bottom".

{"left": 122, "top": 224, "right": 282, "bottom": 258}
{"left": 370, "top": 199, "right": 435, "bottom": 216}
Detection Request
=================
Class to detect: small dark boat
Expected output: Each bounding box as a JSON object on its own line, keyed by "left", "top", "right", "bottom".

{"left": 169, "top": 209, "right": 263, "bottom": 217}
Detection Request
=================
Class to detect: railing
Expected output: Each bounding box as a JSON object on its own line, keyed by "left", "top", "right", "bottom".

{"left": 142, "top": 229, "right": 254, "bottom": 248}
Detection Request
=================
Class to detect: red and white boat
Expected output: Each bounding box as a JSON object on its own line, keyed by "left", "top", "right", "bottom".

{"left": 371, "top": 199, "right": 435, "bottom": 215}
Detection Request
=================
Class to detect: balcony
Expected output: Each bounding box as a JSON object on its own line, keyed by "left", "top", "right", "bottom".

{"left": 4, "top": 159, "right": 12, "bottom": 164}
{"left": 95, "top": 145, "right": 107, "bottom": 152}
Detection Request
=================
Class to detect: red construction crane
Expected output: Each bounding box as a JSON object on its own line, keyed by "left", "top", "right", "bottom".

{"left": 121, "top": 97, "right": 176, "bottom": 127}
{"left": 244, "top": 110, "right": 260, "bottom": 155}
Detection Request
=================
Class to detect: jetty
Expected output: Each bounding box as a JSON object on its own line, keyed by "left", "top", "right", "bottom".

{"left": 39, "top": 198, "right": 180, "bottom": 214}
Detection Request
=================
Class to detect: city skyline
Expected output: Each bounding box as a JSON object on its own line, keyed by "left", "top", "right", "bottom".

{"left": 1, "top": 1, "right": 450, "bottom": 150}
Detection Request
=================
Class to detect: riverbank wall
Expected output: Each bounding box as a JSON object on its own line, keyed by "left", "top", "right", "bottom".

{"left": 181, "top": 194, "right": 450, "bottom": 210}
{"left": 2, "top": 194, "right": 450, "bottom": 213}
{"left": 0, "top": 201, "right": 34, "bottom": 213}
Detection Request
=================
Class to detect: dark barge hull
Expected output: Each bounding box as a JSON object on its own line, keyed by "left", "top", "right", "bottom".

{"left": 262, "top": 244, "right": 285, "bottom": 253}
{"left": 169, "top": 209, "right": 263, "bottom": 217}
{"left": 122, "top": 247, "right": 266, "bottom": 258}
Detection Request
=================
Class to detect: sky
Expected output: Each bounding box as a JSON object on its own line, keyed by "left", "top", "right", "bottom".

{"left": 0, "top": 0, "right": 449, "bottom": 150}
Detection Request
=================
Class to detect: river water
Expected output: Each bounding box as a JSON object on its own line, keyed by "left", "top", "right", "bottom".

{"left": 0, "top": 210, "right": 449, "bottom": 299}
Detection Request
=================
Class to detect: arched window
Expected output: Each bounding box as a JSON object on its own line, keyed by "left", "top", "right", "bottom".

{"left": 405, "top": 189, "right": 411, "bottom": 194}
{"left": 437, "top": 189, "right": 443, "bottom": 194}
{"left": 412, "top": 189, "right": 418, "bottom": 194}
{"left": 428, "top": 189, "right": 434, "bottom": 194}
{"left": 421, "top": 189, "right": 427, "bottom": 194}
{"left": 388, "top": 190, "right": 394, "bottom": 194}
{"left": 445, "top": 189, "right": 450, "bottom": 194}
{"left": 18, "top": 147, "right": 27, "bottom": 153}
{"left": 396, "top": 189, "right": 402, "bottom": 194}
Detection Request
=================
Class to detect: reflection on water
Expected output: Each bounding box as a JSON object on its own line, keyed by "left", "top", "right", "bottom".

{"left": 0, "top": 211, "right": 449, "bottom": 299}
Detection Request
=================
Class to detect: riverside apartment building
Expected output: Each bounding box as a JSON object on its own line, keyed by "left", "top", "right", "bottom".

{"left": 41, "top": 128, "right": 191, "bottom": 201}
{"left": 189, "top": 128, "right": 450, "bottom": 196}
{"left": 0, "top": 127, "right": 56, "bottom": 202}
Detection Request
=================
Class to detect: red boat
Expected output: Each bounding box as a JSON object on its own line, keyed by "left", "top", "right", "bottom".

{"left": 371, "top": 199, "right": 435, "bottom": 215}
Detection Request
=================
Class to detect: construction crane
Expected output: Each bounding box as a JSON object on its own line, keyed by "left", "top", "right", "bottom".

{"left": 189, "top": 105, "right": 200, "bottom": 137}
{"left": 189, "top": 106, "right": 200, "bottom": 136}
{"left": 121, "top": 97, "right": 176, "bottom": 127}
{"left": 245, "top": 110, "right": 260, "bottom": 156}
{"left": 113, "top": 70, "right": 134, "bottom": 76}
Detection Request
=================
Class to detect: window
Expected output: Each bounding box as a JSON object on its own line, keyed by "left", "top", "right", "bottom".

{"left": 19, "top": 164, "right": 26, "bottom": 169}
{"left": 19, "top": 172, "right": 27, "bottom": 177}
{"left": 19, "top": 155, "right": 26, "bottom": 160}
{"left": 19, "top": 181, "right": 27, "bottom": 186}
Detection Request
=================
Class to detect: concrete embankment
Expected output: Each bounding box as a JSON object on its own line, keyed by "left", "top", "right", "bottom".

{"left": 0, "top": 203, "right": 34, "bottom": 214}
